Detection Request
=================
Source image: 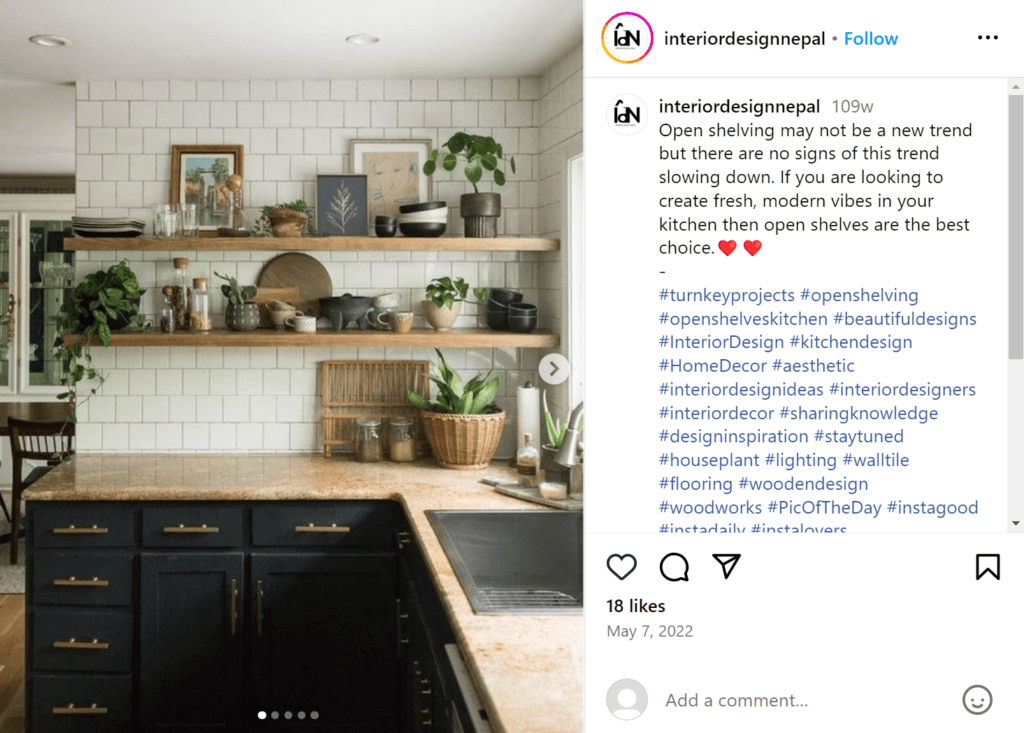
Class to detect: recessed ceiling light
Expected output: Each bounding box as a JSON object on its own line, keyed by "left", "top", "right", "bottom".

{"left": 346, "top": 34, "right": 379, "bottom": 46}
{"left": 29, "top": 35, "right": 72, "bottom": 47}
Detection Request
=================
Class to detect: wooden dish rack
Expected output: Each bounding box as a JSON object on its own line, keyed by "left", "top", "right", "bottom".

{"left": 321, "top": 360, "right": 430, "bottom": 458}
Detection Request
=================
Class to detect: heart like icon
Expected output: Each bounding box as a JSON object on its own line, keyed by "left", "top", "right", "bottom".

{"left": 607, "top": 553, "right": 637, "bottom": 580}
{"left": 718, "top": 240, "right": 737, "bottom": 256}
{"left": 744, "top": 239, "right": 762, "bottom": 256}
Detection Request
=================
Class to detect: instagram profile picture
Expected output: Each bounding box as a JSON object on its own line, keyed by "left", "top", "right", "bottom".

{"left": 601, "top": 12, "right": 653, "bottom": 63}
{"left": 606, "top": 679, "right": 648, "bottom": 720}
{"left": 606, "top": 94, "right": 647, "bottom": 136}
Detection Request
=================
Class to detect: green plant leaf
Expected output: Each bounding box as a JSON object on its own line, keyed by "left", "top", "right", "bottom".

{"left": 442, "top": 153, "right": 458, "bottom": 172}
{"left": 493, "top": 169, "right": 505, "bottom": 186}
{"left": 455, "top": 392, "right": 473, "bottom": 414}
{"left": 480, "top": 154, "right": 497, "bottom": 171}
{"left": 447, "top": 133, "right": 468, "bottom": 153}
{"left": 510, "top": 156, "right": 516, "bottom": 174}
{"left": 465, "top": 162, "right": 482, "bottom": 185}
{"left": 442, "top": 293, "right": 455, "bottom": 309}
{"left": 470, "top": 377, "right": 500, "bottom": 414}
{"left": 407, "top": 390, "right": 432, "bottom": 410}
{"left": 423, "top": 159, "right": 436, "bottom": 176}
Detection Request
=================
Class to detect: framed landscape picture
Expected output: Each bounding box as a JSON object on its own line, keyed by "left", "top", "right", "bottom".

{"left": 170, "top": 145, "right": 244, "bottom": 232}
{"left": 350, "top": 139, "right": 431, "bottom": 222}
{"left": 317, "top": 175, "right": 368, "bottom": 236}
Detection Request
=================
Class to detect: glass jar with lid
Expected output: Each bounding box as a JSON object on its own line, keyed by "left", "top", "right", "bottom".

{"left": 190, "top": 277, "right": 212, "bottom": 331}
{"left": 388, "top": 417, "right": 416, "bottom": 462}
{"left": 355, "top": 418, "right": 383, "bottom": 462}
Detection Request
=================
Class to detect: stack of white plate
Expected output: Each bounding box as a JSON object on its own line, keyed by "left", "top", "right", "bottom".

{"left": 72, "top": 216, "right": 146, "bottom": 238}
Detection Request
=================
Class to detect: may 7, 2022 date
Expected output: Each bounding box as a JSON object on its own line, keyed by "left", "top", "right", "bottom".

{"left": 608, "top": 624, "right": 694, "bottom": 640}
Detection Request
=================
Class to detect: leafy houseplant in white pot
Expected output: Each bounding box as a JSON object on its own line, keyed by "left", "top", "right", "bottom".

{"left": 421, "top": 277, "right": 487, "bottom": 332}
{"left": 216, "top": 271, "right": 259, "bottom": 331}
{"left": 408, "top": 349, "right": 505, "bottom": 469}
{"left": 423, "top": 133, "right": 515, "bottom": 238}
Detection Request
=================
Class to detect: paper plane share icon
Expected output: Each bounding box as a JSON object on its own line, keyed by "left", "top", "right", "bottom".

{"left": 713, "top": 554, "right": 741, "bottom": 580}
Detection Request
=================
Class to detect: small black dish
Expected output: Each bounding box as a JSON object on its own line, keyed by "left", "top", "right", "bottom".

{"left": 508, "top": 302, "right": 538, "bottom": 333}
{"left": 375, "top": 223, "right": 398, "bottom": 237}
{"left": 399, "top": 222, "right": 446, "bottom": 238}
{"left": 399, "top": 201, "right": 447, "bottom": 214}
{"left": 486, "top": 307, "right": 509, "bottom": 331}
{"left": 375, "top": 215, "right": 397, "bottom": 225}
{"left": 489, "top": 288, "right": 524, "bottom": 306}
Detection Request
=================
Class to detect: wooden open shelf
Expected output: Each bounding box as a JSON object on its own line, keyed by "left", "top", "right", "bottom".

{"left": 63, "top": 328, "right": 559, "bottom": 349}
{"left": 64, "top": 235, "right": 559, "bottom": 252}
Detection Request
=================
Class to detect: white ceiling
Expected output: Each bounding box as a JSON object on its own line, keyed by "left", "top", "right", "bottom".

{"left": 0, "top": 0, "right": 583, "bottom": 82}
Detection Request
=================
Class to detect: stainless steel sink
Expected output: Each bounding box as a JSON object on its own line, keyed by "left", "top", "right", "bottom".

{"left": 425, "top": 510, "right": 582, "bottom": 615}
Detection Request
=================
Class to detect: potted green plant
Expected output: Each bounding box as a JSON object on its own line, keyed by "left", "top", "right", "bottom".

{"left": 423, "top": 133, "right": 515, "bottom": 238}
{"left": 408, "top": 349, "right": 505, "bottom": 469}
{"left": 421, "top": 276, "right": 487, "bottom": 331}
{"left": 542, "top": 390, "right": 574, "bottom": 485}
{"left": 53, "top": 260, "right": 148, "bottom": 420}
{"left": 215, "top": 271, "right": 259, "bottom": 331}
{"left": 265, "top": 199, "right": 308, "bottom": 237}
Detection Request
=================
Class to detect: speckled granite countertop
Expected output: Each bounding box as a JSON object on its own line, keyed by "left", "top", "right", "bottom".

{"left": 24, "top": 454, "right": 583, "bottom": 733}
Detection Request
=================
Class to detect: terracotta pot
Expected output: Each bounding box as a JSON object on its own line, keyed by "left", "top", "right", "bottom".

{"left": 268, "top": 207, "right": 307, "bottom": 237}
{"left": 422, "top": 299, "right": 461, "bottom": 331}
{"left": 225, "top": 302, "right": 260, "bottom": 331}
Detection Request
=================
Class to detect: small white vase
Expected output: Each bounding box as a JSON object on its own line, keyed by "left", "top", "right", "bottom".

{"left": 422, "top": 299, "right": 461, "bottom": 331}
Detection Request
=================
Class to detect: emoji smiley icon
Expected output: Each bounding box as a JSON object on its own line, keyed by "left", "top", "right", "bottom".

{"left": 962, "top": 685, "right": 992, "bottom": 715}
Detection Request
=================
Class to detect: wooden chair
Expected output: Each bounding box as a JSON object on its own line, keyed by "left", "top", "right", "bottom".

{"left": 7, "top": 418, "right": 75, "bottom": 564}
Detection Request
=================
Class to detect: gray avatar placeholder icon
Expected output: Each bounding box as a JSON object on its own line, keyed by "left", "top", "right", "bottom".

{"left": 607, "top": 679, "right": 648, "bottom": 720}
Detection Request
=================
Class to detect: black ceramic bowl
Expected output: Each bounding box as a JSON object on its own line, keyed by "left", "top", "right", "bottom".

{"left": 399, "top": 222, "right": 446, "bottom": 238}
{"left": 319, "top": 294, "right": 375, "bottom": 330}
{"left": 486, "top": 308, "right": 509, "bottom": 331}
{"left": 489, "top": 288, "right": 524, "bottom": 306}
{"left": 399, "top": 201, "right": 447, "bottom": 214}
{"left": 507, "top": 302, "right": 538, "bottom": 333}
{"left": 375, "top": 222, "right": 398, "bottom": 237}
{"left": 375, "top": 215, "right": 396, "bottom": 225}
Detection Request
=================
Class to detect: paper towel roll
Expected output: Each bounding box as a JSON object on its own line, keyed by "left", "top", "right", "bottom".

{"left": 517, "top": 383, "right": 542, "bottom": 451}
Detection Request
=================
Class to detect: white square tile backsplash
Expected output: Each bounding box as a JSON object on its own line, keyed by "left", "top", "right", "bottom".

{"left": 72, "top": 44, "right": 580, "bottom": 453}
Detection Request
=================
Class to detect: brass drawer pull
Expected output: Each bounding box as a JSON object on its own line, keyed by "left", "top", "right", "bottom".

{"left": 52, "top": 524, "right": 109, "bottom": 535}
{"left": 163, "top": 524, "right": 220, "bottom": 534}
{"left": 295, "top": 523, "right": 350, "bottom": 533}
{"left": 230, "top": 579, "right": 238, "bottom": 636}
{"left": 52, "top": 702, "right": 108, "bottom": 715}
{"left": 53, "top": 637, "right": 110, "bottom": 651}
{"left": 53, "top": 576, "right": 109, "bottom": 588}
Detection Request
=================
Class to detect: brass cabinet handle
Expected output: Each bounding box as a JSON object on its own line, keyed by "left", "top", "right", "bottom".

{"left": 163, "top": 524, "right": 220, "bottom": 534}
{"left": 52, "top": 525, "right": 108, "bottom": 535}
{"left": 256, "top": 581, "right": 264, "bottom": 637}
{"left": 52, "top": 702, "right": 108, "bottom": 715}
{"left": 53, "top": 576, "right": 109, "bottom": 588}
{"left": 53, "top": 637, "right": 110, "bottom": 651}
{"left": 229, "top": 579, "right": 238, "bottom": 636}
{"left": 295, "top": 523, "right": 350, "bottom": 533}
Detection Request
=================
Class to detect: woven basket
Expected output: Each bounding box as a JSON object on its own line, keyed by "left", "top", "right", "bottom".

{"left": 420, "top": 408, "right": 506, "bottom": 470}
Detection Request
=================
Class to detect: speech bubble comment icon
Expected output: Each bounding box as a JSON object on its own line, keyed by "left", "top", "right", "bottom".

{"left": 660, "top": 553, "right": 689, "bottom": 582}
{"left": 607, "top": 554, "right": 637, "bottom": 580}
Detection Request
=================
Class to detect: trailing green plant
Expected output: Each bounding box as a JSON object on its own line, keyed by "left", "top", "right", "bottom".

{"left": 423, "top": 133, "right": 515, "bottom": 193}
{"left": 215, "top": 271, "right": 257, "bottom": 305}
{"left": 542, "top": 389, "right": 571, "bottom": 448}
{"left": 408, "top": 348, "right": 499, "bottom": 415}
{"left": 265, "top": 199, "right": 307, "bottom": 214}
{"left": 424, "top": 276, "right": 487, "bottom": 310}
{"left": 53, "top": 260, "right": 147, "bottom": 423}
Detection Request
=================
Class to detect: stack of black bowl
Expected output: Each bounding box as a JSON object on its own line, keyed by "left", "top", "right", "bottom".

{"left": 398, "top": 201, "right": 447, "bottom": 237}
{"left": 486, "top": 288, "right": 538, "bottom": 332}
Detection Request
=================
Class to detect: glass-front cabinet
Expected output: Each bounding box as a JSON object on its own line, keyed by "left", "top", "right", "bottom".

{"left": 0, "top": 194, "right": 75, "bottom": 395}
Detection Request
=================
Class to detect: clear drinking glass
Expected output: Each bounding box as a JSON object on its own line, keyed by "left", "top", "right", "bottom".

{"left": 180, "top": 203, "right": 199, "bottom": 237}
{"left": 153, "top": 204, "right": 181, "bottom": 237}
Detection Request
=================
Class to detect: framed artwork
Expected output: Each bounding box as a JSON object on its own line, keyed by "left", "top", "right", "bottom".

{"left": 317, "top": 175, "right": 368, "bottom": 236}
{"left": 350, "top": 139, "right": 431, "bottom": 222}
{"left": 170, "top": 145, "right": 244, "bottom": 233}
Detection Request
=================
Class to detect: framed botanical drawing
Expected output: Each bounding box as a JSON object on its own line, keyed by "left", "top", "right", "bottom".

{"left": 317, "top": 175, "right": 368, "bottom": 236}
{"left": 349, "top": 139, "right": 431, "bottom": 222}
{"left": 170, "top": 145, "right": 244, "bottom": 233}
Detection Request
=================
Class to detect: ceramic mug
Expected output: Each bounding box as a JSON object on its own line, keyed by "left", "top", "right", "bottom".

{"left": 286, "top": 315, "right": 317, "bottom": 333}
{"left": 387, "top": 311, "right": 414, "bottom": 334}
{"left": 270, "top": 308, "right": 303, "bottom": 331}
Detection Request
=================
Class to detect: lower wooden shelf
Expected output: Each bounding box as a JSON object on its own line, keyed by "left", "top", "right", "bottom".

{"left": 63, "top": 327, "right": 559, "bottom": 348}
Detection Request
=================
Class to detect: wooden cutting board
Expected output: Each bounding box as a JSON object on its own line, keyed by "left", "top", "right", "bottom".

{"left": 256, "top": 253, "right": 332, "bottom": 317}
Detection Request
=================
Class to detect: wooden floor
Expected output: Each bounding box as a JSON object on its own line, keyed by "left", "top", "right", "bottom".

{"left": 0, "top": 595, "right": 25, "bottom": 733}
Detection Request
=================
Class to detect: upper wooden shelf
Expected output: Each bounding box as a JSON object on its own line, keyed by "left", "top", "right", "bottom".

{"left": 64, "top": 235, "right": 559, "bottom": 252}
{"left": 63, "top": 327, "right": 559, "bottom": 349}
